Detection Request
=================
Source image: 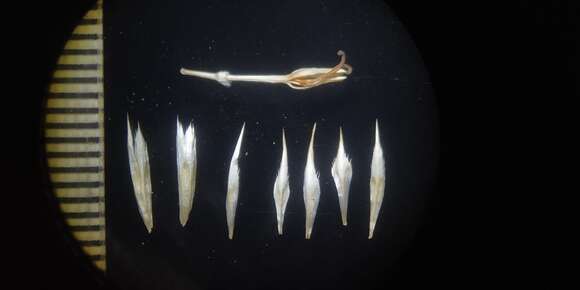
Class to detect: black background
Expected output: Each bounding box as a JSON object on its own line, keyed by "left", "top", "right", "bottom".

{"left": 106, "top": 1, "right": 435, "bottom": 290}
{"left": 14, "top": 0, "right": 576, "bottom": 289}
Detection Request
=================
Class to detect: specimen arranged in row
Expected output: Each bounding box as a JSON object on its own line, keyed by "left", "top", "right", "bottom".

{"left": 126, "top": 116, "right": 386, "bottom": 239}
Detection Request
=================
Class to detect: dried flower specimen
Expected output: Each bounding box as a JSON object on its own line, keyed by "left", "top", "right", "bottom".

{"left": 180, "top": 50, "right": 352, "bottom": 90}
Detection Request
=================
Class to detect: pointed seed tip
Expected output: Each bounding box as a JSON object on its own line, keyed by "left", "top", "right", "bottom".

{"left": 179, "top": 215, "right": 188, "bottom": 227}
{"left": 311, "top": 123, "right": 317, "bottom": 139}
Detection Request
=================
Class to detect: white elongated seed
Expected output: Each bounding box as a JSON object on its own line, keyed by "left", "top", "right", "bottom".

{"left": 303, "top": 123, "right": 321, "bottom": 239}
{"left": 273, "top": 129, "right": 290, "bottom": 235}
{"left": 226, "top": 123, "right": 245, "bottom": 239}
{"left": 369, "top": 120, "right": 386, "bottom": 239}
{"left": 127, "top": 116, "right": 153, "bottom": 233}
{"left": 176, "top": 117, "right": 197, "bottom": 227}
{"left": 331, "top": 127, "right": 353, "bottom": 226}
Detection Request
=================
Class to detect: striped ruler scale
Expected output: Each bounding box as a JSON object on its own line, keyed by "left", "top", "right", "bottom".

{"left": 44, "top": 0, "right": 106, "bottom": 272}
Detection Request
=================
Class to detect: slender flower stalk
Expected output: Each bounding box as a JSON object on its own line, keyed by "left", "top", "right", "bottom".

{"left": 273, "top": 129, "right": 290, "bottom": 235}
{"left": 303, "top": 123, "right": 321, "bottom": 239}
{"left": 226, "top": 123, "right": 245, "bottom": 239}
{"left": 176, "top": 117, "right": 197, "bottom": 227}
{"left": 331, "top": 127, "right": 353, "bottom": 226}
{"left": 180, "top": 50, "right": 353, "bottom": 90}
{"left": 127, "top": 116, "right": 153, "bottom": 233}
{"left": 369, "top": 120, "right": 386, "bottom": 239}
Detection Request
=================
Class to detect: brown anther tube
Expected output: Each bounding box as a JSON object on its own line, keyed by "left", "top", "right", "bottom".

{"left": 287, "top": 50, "right": 352, "bottom": 89}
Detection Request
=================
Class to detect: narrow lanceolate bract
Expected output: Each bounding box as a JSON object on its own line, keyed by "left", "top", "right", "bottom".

{"left": 127, "top": 116, "right": 153, "bottom": 233}
{"left": 331, "top": 127, "right": 353, "bottom": 226}
{"left": 226, "top": 123, "right": 245, "bottom": 239}
{"left": 273, "top": 129, "right": 290, "bottom": 235}
{"left": 369, "top": 120, "right": 386, "bottom": 239}
{"left": 303, "top": 123, "right": 321, "bottom": 239}
{"left": 176, "top": 117, "right": 197, "bottom": 227}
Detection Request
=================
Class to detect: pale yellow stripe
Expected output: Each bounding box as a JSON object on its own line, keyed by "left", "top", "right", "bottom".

{"left": 83, "top": 245, "right": 106, "bottom": 256}
{"left": 46, "top": 98, "right": 99, "bottom": 108}
{"left": 53, "top": 70, "right": 100, "bottom": 78}
{"left": 73, "top": 25, "right": 102, "bottom": 34}
{"left": 48, "top": 83, "right": 102, "bottom": 94}
{"left": 94, "top": 260, "right": 106, "bottom": 270}
{"left": 45, "top": 114, "right": 99, "bottom": 123}
{"left": 58, "top": 55, "right": 100, "bottom": 65}
{"left": 45, "top": 129, "right": 100, "bottom": 138}
{"left": 73, "top": 231, "right": 105, "bottom": 241}
{"left": 97, "top": 95, "right": 104, "bottom": 108}
{"left": 50, "top": 173, "right": 102, "bottom": 182}
{"left": 48, "top": 157, "right": 101, "bottom": 167}
{"left": 67, "top": 218, "right": 105, "bottom": 226}
{"left": 85, "top": 9, "right": 102, "bottom": 19}
{"left": 61, "top": 203, "right": 103, "bottom": 213}
{"left": 55, "top": 187, "right": 104, "bottom": 198}
{"left": 46, "top": 143, "right": 101, "bottom": 152}
{"left": 64, "top": 40, "right": 98, "bottom": 50}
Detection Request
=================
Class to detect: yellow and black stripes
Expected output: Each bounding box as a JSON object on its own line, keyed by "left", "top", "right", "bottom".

{"left": 44, "top": 0, "right": 106, "bottom": 272}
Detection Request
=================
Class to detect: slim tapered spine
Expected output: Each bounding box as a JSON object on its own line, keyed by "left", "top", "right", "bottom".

{"left": 127, "top": 116, "right": 153, "bottom": 233}
{"left": 176, "top": 117, "right": 197, "bottom": 227}
{"left": 331, "top": 127, "right": 352, "bottom": 226}
{"left": 369, "top": 120, "right": 386, "bottom": 239}
{"left": 273, "top": 129, "right": 290, "bottom": 235}
{"left": 226, "top": 123, "right": 245, "bottom": 239}
{"left": 303, "top": 124, "right": 321, "bottom": 239}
